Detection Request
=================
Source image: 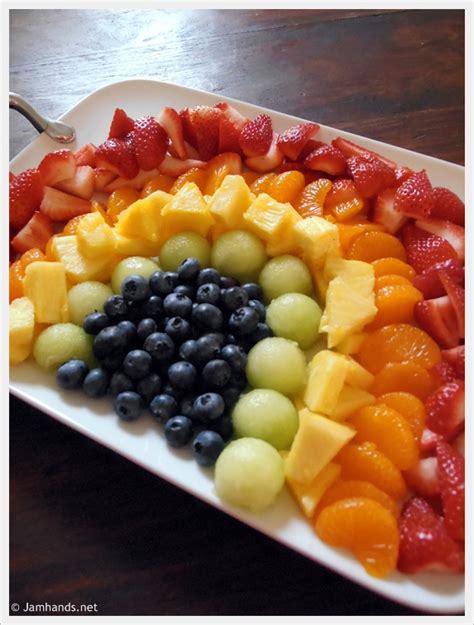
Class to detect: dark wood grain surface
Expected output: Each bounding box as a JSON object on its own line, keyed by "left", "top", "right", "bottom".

{"left": 9, "top": 8, "right": 464, "bottom": 617}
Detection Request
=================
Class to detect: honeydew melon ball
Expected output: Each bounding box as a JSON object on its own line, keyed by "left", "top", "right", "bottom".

{"left": 266, "top": 293, "right": 322, "bottom": 349}
{"left": 214, "top": 438, "right": 285, "bottom": 512}
{"left": 259, "top": 255, "right": 313, "bottom": 303}
{"left": 246, "top": 337, "right": 306, "bottom": 397}
{"left": 33, "top": 323, "right": 94, "bottom": 371}
{"left": 67, "top": 281, "right": 114, "bottom": 326}
{"left": 211, "top": 230, "right": 268, "bottom": 283}
{"left": 159, "top": 232, "right": 211, "bottom": 272}
{"left": 232, "top": 389, "right": 299, "bottom": 451}
{"left": 111, "top": 256, "right": 160, "bottom": 294}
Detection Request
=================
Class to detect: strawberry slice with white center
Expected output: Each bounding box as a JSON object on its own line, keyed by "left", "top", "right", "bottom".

{"left": 214, "top": 102, "right": 248, "bottom": 128}
{"left": 415, "top": 218, "right": 465, "bottom": 262}
{"left": 452, "top": 431, "right": 464, "bottom": 457}
{"left": 372, "top": 187, "right": 407, "bottom": 234}
{"left": 398, "top": 496, "right": 464, "bottom": 574}
{"left": 420, "top": 427, "right": 445, "bottom": 454}
{"left": 331, "top": 136, "right": 397, "bottom": 170}
{"left": 425, "top": 380, "right": 465, "bottom": 440}
{"left": 404, "top": 456, "right": 440, "bottom": 498}
{"left": 412, "top": 258, "right": 464, "bottom": 299}
{"left": 10, "top": 212, "right": 54, "bottom": 254}
{"left": 436, "top": 441, "right": 464, "bottom": 541}
{"left": 277, "top": 122, "right": 320, "bottom": 161}
{"left": 156, "top": 107, "right": 187, "bottom": 160}
{"left": 180, "top": 106, "right": 223, "bottom": 160}
{"left": 130, "top": 116, "right": 168, "bottom": 171}
{"left": 9, "top": 168, "right": 44, "bottom": 231}
{"left": 245, "top": 132, "right": 284, "bottom": 173}
{"left": 442, "top": 345, "right": 464, "bottom": 379}
{"left": 95, "top": 138, "right": 139, "bottom": 179}
{"left": 74, "top": 143, "right": 96, "bottom": 167}
{"left": 430, "top": 361, "right": 457, "bottom": 386}
{"left": 159, "top": 155, "right": 206, "bottom": 177}
{"left": 414, "top": 295, "right": 459, "bottom": 348}
{"left": 304, "top": 145, "right": 346, "bottom": 176}
{"left": 55, "top": 165, "right": 95, "bottom": 199}
{"left": 104, "top": 169, "right": 159, "bottom": 193}
{"left": 394, "top": 170, "right": 434, "bottom": 218}
{"left": 402, "top": 223, "right": 458, "bottom": 273}
{"left": 239, "top": 113, "right": 273, "bottom": 158}
{"left": 218, "top": 117, "right": 243, "bottom": 155}
{"left": 346, "top": 154, "right": 396, "bottom": 198}
{"left": 38, "top": 149, "right": 76, "bottom": 187}
{"left": 298, "top": 139, "right": 326, "bottom": 161}
{"left": 431, "top": 187, "right": 465, "bottom": 226}
{"left": 394, "top": 166, "right": 414, "bottom": 186}
{"left": 40, "top": 186, "right": 91, "bottom": 221}
{"left": 439, "top": 270, "right": 465, "bottom": 338}
{"left": 94, "top": 168, "right": 117, "bottom": 192}
{"left": 108, "top": 107, "right": 135, "bottom": 139}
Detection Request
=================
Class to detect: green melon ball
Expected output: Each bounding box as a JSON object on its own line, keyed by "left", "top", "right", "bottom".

{"left": 67, "top": 281, "right": 114, "bottom": 326}
{"left": 159, "top": 232, "right": 211, "bottom": 272}
{"left": 266, "top": 292, "right": 322, "bottom": 350}
{"left": 246, "top": 337, "right": 306, "bottom": 397}
{"left": 232, "top": 389, "right": 299, "bottom": 450}
{"left": 111, "top": 256, "right": 160, "bottom": 294}
{"left": 259, "top": 254, "right": 313, "bottom": 302}
{"left": 211, "top": 230, "right": 268, "bottom": 283}
{"left": 33, "top": 323, "right": 95, "bottom": 371}
{"left": 214, "top": 438, "right": 285, "bottom": 513}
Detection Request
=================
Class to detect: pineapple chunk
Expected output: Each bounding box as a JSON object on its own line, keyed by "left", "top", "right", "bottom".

{"left": 243, "top": 193, "right": 299, "bottom": 244}
{"left": 293, "top": 396, "right": 306, "bottom": 411}
{"left": 160, "top": 182, "right": 214, "bottom": 239}
{"left": 285, "top": 409, "right": 355, "bottom": 483}
{"left": 287, "top": 462, "right": 341, "bottom": 518}
{"left": 115, "top": 190, "right": 172, "bottom": 242}
{"left": 344, "top": 356, "right": 375, "bottom": 390}
{"left": 52, "top": 235, "right": 114, "bottom": 283}
{"left": 9, "top": 297, "right": 35, "bottom": 365}
{"left": 208, "top": 175, "right": 252, "bottom": 229}
{"left": 323, "top": 257, "right": 375, "bottom": 297}
{"left": 24, "top": 262, "right": 69, "bottom": 324}
{"left": 335, "top": 333, "right": 366, "bottom": 355}
{"left": 331, "top": 385, "right": 375, "bottom": 421}
{"left": 77, "top": 212, "right": 116, "bottom": 259}
{"left": 266, "top": 209, "right": 302, "bottom": 256}
{"left": 304, "top": 349, "right": 348, "bottom": 415}
{"left": 313, "top": 268, "right": 328, "bottom": 303}
{"left": 293, "top": 217, "right": 340, "bottom": 269}
{"left": 113, "top": 232, "right": 161, "bottom": 257}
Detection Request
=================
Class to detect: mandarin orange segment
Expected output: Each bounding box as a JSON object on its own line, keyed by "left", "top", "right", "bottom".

{"left": 370, "top": 362, "right": 436, "bottom": 400}
{"left": 140, "top": 173, "right": 175, "bottom": 197}
{"left": 170, "top": 167, "right": 208, "bottom": 195}
{"left": 266, "top": 170, "right": 306, "bottom": 204}
{"left": 295, "top": 178, "right": 332, "bottom": 218}
{"left": 357, "top": 323, "right": 442, "bottom": 374}
{"left": 368, "top": 284, "right": 423, "bottom": 329}
{"left": 335, "top": 442, "right": 407, "bottom": 499}
{"left": 241, "top": 171, "right": 260, "bottom": 186}
{"left": 20, "top": 248, "right": 45, "bottom": 269}
{"left": 376, "top": 392, "right": 426, "bottom": 444}
{"left": 62, "top": 214, "right": 86, "bottom": 235}
{"left": 348, "top": 404, "right": 418, "bottom": 470}
{"left": 329, "top": 197, "right": 365, "bottom": 222}
{"left": 371, "top": 257, "right": 416, "bottom": 280}
{"left": 44, "top": 234, "right": 59, "bottom": 261}
{"left": 317, "top": 479, "right": 399, "bottom": 519}
{"left": 106, "top": 187, "right": 141, "bottom": 224}
{"left": 250, "top": 173, "right": 277, "bottom": 195}
{"left": 315, "top": 497, "right": 399, "bottom": 578}
{"left": 336, "top": 222, "right": 384, "bottom": 252}
{"left": 347, "top": 231, "right": 407, "bottom": 263}
{"left": 9, "top": 260, "right": 25, "bottom": 303}
{"left": 374, "top": 274, "right": 413, "bottom": 290}
{"left": 204, "top": 164, "right": 230, "bottom": 196}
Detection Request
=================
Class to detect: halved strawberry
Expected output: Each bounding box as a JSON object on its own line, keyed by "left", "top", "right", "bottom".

{"left": 156, "top": 106, "right": 187, "bottom": 159}
{"left": 415, "top": 218, "right": 465, "bottom": 262}
{"left": 425, "top": 380, "right": 464, "bottom": 440}
{"left": 108, "top": 107, "right": 135, "bottom": 139}
{"left": 275, "top": 161, "right": 305, "bottom": 174}
{"left": 402, "top": 223, "right": 458, "bottom": 273}
{"left": 430, "top": 361, "right": 457, "bottom": 386}
{"left": 331, "top": 136, "right": 397, "bottom": 170}
{"left": 372, "top": 187, "right": 407, "bottom": 234}
{"left": 245, "top": 133, "right": 284, "bottom": 173}
{"left": 40, "top": 187, "right": 91, "bottom": 221}
{"left": 442, "top": 345, "right": 464, "bottom": 379}
{"left": 398, "top": 496, "right": 464, "bottom": 573}
{"left": 431, "top": 187, "right": 465, "bottom": 226}
{"left": 182, "top": 141, "right": 201, "bottom": 159}
{"left": 94, "top": 168, "right": 117, "bottom": 192}
{"left": 214, "top": 102, "right": 248, "bottom": 129}
{"left": 9, "top": 168, "right": 44, "bottom": 230}
{"left": 180, "top": 106, "right": 223, "bottom": 160}
{"left": 412, "top": 258, "right": 464, "bottom": 299}
{"left": 55, "top": 165, "right": 95, "bottom": 199}
{"left": 420, "top": 428, "right": 445, "bottom": 454}
{"left": 9, "top": 172, "right": 16, "bottom": 182}
{"left": 277, "top": 122, "right": 320, "bottom": 161}
{"left": 74, "top": 143, "right": 97, "bottom": 167}
{"left": 404, "top": 456, "right": 440, "bottom": 498}
{"left": 10, "top": 212, "right": 54, "bottom": 254}
{"left": 304, "top": 145, "right": 346, "bottom": 176}
{"left": 346, "top": 154, "right": 396, "bottom": 198}
{"left": 104, "top": 168, "right": 159, "bottom": 193}
{"left": 452, "top": 431, "right": 464, "bottom": 457}
{"left": 130, "top": 116, "right": 168, "bottom": 170}
{"left": 394, "top": 166, "right": 414, "bottom": 186}
{"left": 38, "top": 149, "right": 76, "bottom": 187}
{"left": 436, "top": 441, "right": 464, "bottom": 541}
{"left": 439, "top": 270, "right": 465, "bottom": 338}
{"left": 414, "top": 296, "right": 459, "bottom": 348}
{"left": 159, "top": 155, "right": 206, "bottom": 177}
{"left": 95, "top": 138, "right": 139, "bottom": 179}
{"left": 298, "top": 139, "right": 326, "bottom": 161}
{"left": 394, "top": 170, "right": 434, "bottom": 218}
{"left": 239, "top": 114, "right": 273, "bottom": 158}
{"left": 218, "top": 116, "right": 242, "bottom": 154}
{"left": 206, "top": 152, "right": 242, "bottom": 175}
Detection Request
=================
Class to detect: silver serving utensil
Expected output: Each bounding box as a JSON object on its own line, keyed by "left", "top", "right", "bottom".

{"left": 10, "top": 92, "right": 76, "bottom": 144}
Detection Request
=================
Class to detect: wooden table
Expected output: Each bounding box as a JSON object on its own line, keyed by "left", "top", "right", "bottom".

{"left": 10, "top": 9, "right": 464, "bottom": 617}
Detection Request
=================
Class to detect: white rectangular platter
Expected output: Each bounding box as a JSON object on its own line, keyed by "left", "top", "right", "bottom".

{"left": 9, "top": 79, "right": 465, "bottom": 614}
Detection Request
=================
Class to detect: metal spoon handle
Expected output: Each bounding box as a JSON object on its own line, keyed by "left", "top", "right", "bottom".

{"left": 10, "top": 92, "right": 76, "bottom": 144}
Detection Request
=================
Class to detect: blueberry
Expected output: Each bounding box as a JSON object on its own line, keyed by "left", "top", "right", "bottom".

{"left": 220, "top": 344, "right": 247, "bottom": 371}
{"left": 149, "top": 271, "right": 178, "bottom": 296}
{"left": 117, "top": 320, "right": 137, "bottom": 346}
{"left": 56, "top": 359, "right": 89, "bottom": 390}
{"left": 204, "top": 332, "right": 226, "bottom": 347}
{"left": 143, "top": 332, "right": 175, "bottom": 363}
{"left": 230, "top": 370, "right": 248, "bottom": 391}
{"left": 113, "top": 391, "right": 143, "bottom": 421}
{"left": 83, "top": 311, "right": 110, "bottom": 335}
{"left": 108, "top": 371, "right": 135, "bottom": 395}
{"left": 149, "top": 393, "right": 178, "bottom": 423}
{"left": 248, "top": 299, "right": 266, "bottom": 322}
{"left": 193, "top": 334, "right": 221, "bottom": 367}
{"left": 242, "top": 282, "right": 263, "bottom": 301}
{"left": 161, "top": 382, "right": 184, "bottom": 402}
{"left": 222, "top": 286, "right": 249, "bottom": 311}
{"left": 192, "top": 430, "right": 225, "bottom": 466}
{"left": 177, "top": 257, "right": 201, "bottom": 283}
{"left": 192, "top": 393, "right": 225, "bottom": 423}
{"left": 201, "top": 359, "right": 232, "bottom": 388}
{"left": 164, "top": 415, "right": 194, "bottom": 448}
{"left": 179, "top": 395, "right": 195, "bottom": 418}
{"left": 219, "top": 276, "right": 240, "bottom": 288}
{"left": 121, "top": 274, "right": 150, "bottom": 302}
{"left": 168, "top": 361, "right": 197, "bottom": 391}
{"left": 165, "top": 316, "right": 191, "bottom": 343}
{"left": 93, "top": 326, "right": 128, "bottom": 359}
{"left": 99, "top": 353, "right": 125, "bottom": 371}
{"left": 197, "top": 267, "right": 220, "bottom": 286}
{"left": 125, "top": 301, "right": 143, "bottom": 323}
{"left": 122, "top": 349, "right": 152, "bottom": 380}
{"left": 104, "top": 295, "right": 128, "bottom": 322}
{"left": 221, "top": 386, "right": 242, "bottom": 410}
{"left": 225, "top": 333, "right": 237, "bottom": 345}
{"left": 247, "top": 322, "right": 273, "bottom": 346}
{"left": 228, "top": 306, "right": 259, "bottom": 336}
{"left": 82, "top": 368, "right": 109, "bottom": 398}
{"left": 191, "top": 303, "right": 223, "bottom": 332}
{"left": 140, "top": 295, "right": 164, "bottom": 320}
{"left": 163, "top": 293, "right": 193, "bottom": 319}
{"left": 196, "top": 283, "right": 221, "bottom": 305}
{"left": 174, "top": 284, "right": 196, "bottom": 300}
{"left": 136, "top": 373, "right": 162, "bottom": 403}
{"left": 137, "top": 318, "right": 158, "bottom": 343}
{"left": 210, "top": 414, "right": 234, "bottom": 442}
{"left": 179, "top": 339, "right": 197, "bottom": 362}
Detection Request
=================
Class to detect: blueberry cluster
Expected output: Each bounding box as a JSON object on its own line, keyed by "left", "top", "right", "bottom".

{"left": 56, "top": 258, "right": 272, "bottom": 466}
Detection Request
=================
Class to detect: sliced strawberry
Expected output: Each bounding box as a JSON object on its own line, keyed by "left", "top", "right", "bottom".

{"left": 93, "top": 168, "right": 117, "bottom": 192}
{"left": 108, "top": 107, "right": 134, "bottom": 139}
{"left": 394, "top": 170, "right": 434, "bottom": 218}
{"left": 415, "top": 218, "right": 465, "bottom": 262}
{"left": 398, "top": 496, "right": 464, "bottom": 573}
{"left": 39, "top": 186, "right": 91, "bottom": 221}
{"left": 438, "top": 270, "right": 464, "bottom": 338}
{"left": 9, "top": 172, "right": 16, "bottom": 182}
{"left": 402, "top": 223, "right": 457, "bottom": 273}
{"left": 130, "top": 116, "right": 168, "bottom": 170}
{"left": 404, "top": 456, "right": 440, "bottom": 498}
{"left": 159, "top": 155, "right": 206, "bottom": 177}
{"left": 431, "top": 187, "right": 465, "bottom": 226}
{"left": 430, "top": 361, "right": 457, "bottom": 386}
{"left": 214, "top": 102, "right": 248, "bottom": 129}
{"left": 275, "top": 161, "right": 305, "bottom": 174}
{"left": 156, "top": 107, "right": 187, "bottom": 159}
{"left": 414, "top": 296, "right": 459, "bottom": 348}
{"left": 206, "top": 152, "right": 242, "bottom": 175}
{"left": 104, "top": 168, "right": 159, "bottom": 193}
{"left": 55, "top": 165, "right": 95, "bottom": 199}
{"left": 331, "top": 137, "right": 397, "bottom": 170}
{"left": 452, "top": 431, "right": 464, "bottom": 458}
{"left": 425, "top": 380, "right": 464, "bottom": 440}
{"left": 441, "top": 345, "right": 464, "bottom": 379}
{"left": 180, "top": 106, "right": 223, "bottom": 160}
{"left": 412, "top": 258, "right": 463, "bottom": 299}
{"left": 218, "top": 116, "right": 242, "bottom": 154}
{"left": 277, "top": 122, "right": 320, "bottom": 161}
{"left": 420, "top": 427, "right": 445, "bottom": 454}
{"left": 436, "top": 441, "right": 464, "bottom": 541}
{"left": 245, "top": 133, "right": 284, "bottom": 173}
{"left": 394, "top": 166, "right": 414, "bottom": 186}
{"left": 10, "top": 212, "right": 54, "bottom": 254}
{"left": 372, "top": 187, "right": 407, "bottom": 234}
{"left": 239, "top": 114, "right": 273, "bottom": 158}
{"left": 298, "top": 139, "right": 326, "bottom": 161}
{"left": 346, "top": 154, "right": 396, "bottom": 198}
{"left": 95, "top": 138, "right": 139, "bottom": 179}
{"left": 182, "top": 141, "right": 201, "bottom": 159}
{"left": 38, "top": 149, "right": 76, "bottom": 187}
{"left": 74, "top": 143, "right": 97, "bottom": 167}
{"left": 9, "top": 168, "right": 44, "bottom": 231}
{"left": 304, "top": 145, "right": 346, "bottom": 176}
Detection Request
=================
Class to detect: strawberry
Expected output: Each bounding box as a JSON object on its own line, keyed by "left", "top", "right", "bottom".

{"left": 394, "top": 170, "right": 434, "bottom": 218}
{"left": 93, "top": 168, "right": 117, "bottom": 192}
{"left": 218, "top": 116, "right": 242, "bottom": 154}
{"left": 331, "top": 137, "right": 397, "bottom": 170}
{"left": 10, "top": 212, "right": 54, "bottom": 254}
{"left": 104, "top": 168, "right": 159, "bottom": 193}
{"left": 95, "top": 138, "right": 139, "bottom": 179}
{"left": 372, "top": 187, "right": 407, "bottom": 234}
{"left": 404, "top": 456, "right": 440, "bottom": 498}
{"left": 55, "top": 165, "right": 95, "bottom": 199}
{"left": 38, "top": 149, "right": 76, "bottom": 187}
{"left": 394, "top": 166, "right": 414, "bottom": 186}
{"left": 398, "top": 496, "right": 464, "bottom": 573}
{"left": 245, "top": 133, "right": 284, "bottom": 173}
{"left": 452, "top": 431, "right": 464, "bottom": 458}
{"left": 412, "top": 258, "right": 463, "bottom": 299}
{"left": 414, "top": 296, "right": 459, "bottom": 348}
{"left": 298, "top": 139, "right": 326, "bottom": 161}
{"left": 436, "top": 441, "right": 464, "bottom": 541}
{"left": 108, "top": 107, "right": 134, "bottom": 139}
{"left": 239, "top": 114, "right": 273, "bottom": 158}
{"left": 275, "top": 161, "right": 305, "bottom": 174}
{"left": 130, "top": 116, "right": 168, "bottom": 170}
{"left": 346, "top": 154, "right": 395, "bottom": 198}
{"left": 9, "top": 168, "right": 44, "bottom": 231}
{"left": 439, "top": 270, "right": 464, "bottom": 338}
{"left": 74, "top": 143, "right": 97, "bottom": 167}
{"left": 9, "top": 172, "right": 16, "bottom": 182}
{"left": 425, "top": 381, "right": 465, "bottom": 440}
{"left": 415, "top": 218, "right": 465, "bottom": 262}
{"left": 206, "top": 152, "right": 242, "bottom": 175}
{"left": 159, "top": 155, "right": 206, "bottom": 177}
{"left": 420, "top": 428, "right": 445, "bottom": 454}
{"left": 180, "top": 106, "right": 223, "bottom": 160}
{"left": 304, "top": 145, "right": 346, "bottom": 176}
{"left": 431, "top": 187, "right": 465, "bottom": 226}
{"left": 182, "top": 141, "right": 201, "bottom": 159}
{"left": 156, "top": 107, "right": 187, "bottom": 159}
{"left": 442, "top": 345, "right": 464, "bottom": 379}
{"left": 277, "top": 122, "right": 320, "bottom": 161}
{"left": 39, "top": 186, "right": 91, "bottom": 221}
{"left": 214, "top": 102, "right": 248, "bottom": 129}
{"left": 430, "top": 361, "right": 457, "bottom": 386}
{"left": 402, "top": 223, "right": 457, "bottom": 273}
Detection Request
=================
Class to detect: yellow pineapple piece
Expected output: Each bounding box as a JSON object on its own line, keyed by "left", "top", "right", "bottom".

{"left": 113, "top": 232, "right": 161, "bottom": 257}
{"left": 313, "top": 268, "right": 328, "bottom": 303}
{"left": 115, "top": 190, "right": 172, "bottom": 243}
{"left": 331, "top": 385, "right": 375, "bottom": 421}
{"left": 293, "top": 216, "right": 340, "bottom": 269}
{"left": 9, "top": 297, "right": 35, "bottom": 365}
{"left": 293, "top": 396, "right": 306, "bottom": 411}
{"left": 160, "top": 182, "right": 214, "bottom": 239}
{"left": 51, "top": 235, "right": 115, "bottom": 283}
{"left": 335, "top": 333, "right": 366, "bottom": 355}
{"left": 287, "top": 462, "right": 341, "bottom": 518}
{"left": 208, "top": 175, "right": 253, "bottom": 229}
{"left": 266, "top": 209, "right": 302, "bottom": 256}
{"left": 324, "top": 257, "right": 375, "bottom": 297}
{"left": 77, "top": 212, "right": 116, "bottom": 259}
{"left": 243, "top": 193, "right": 299, "bottom": 244}
{"left": 344, "top": 356, "right": 375, "bottom": 390}
{"left": 304, "top": 349, "right": 348, "bottom": 415}
{"left": 23, "top": 262, "right": 69, "bottom": 324}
